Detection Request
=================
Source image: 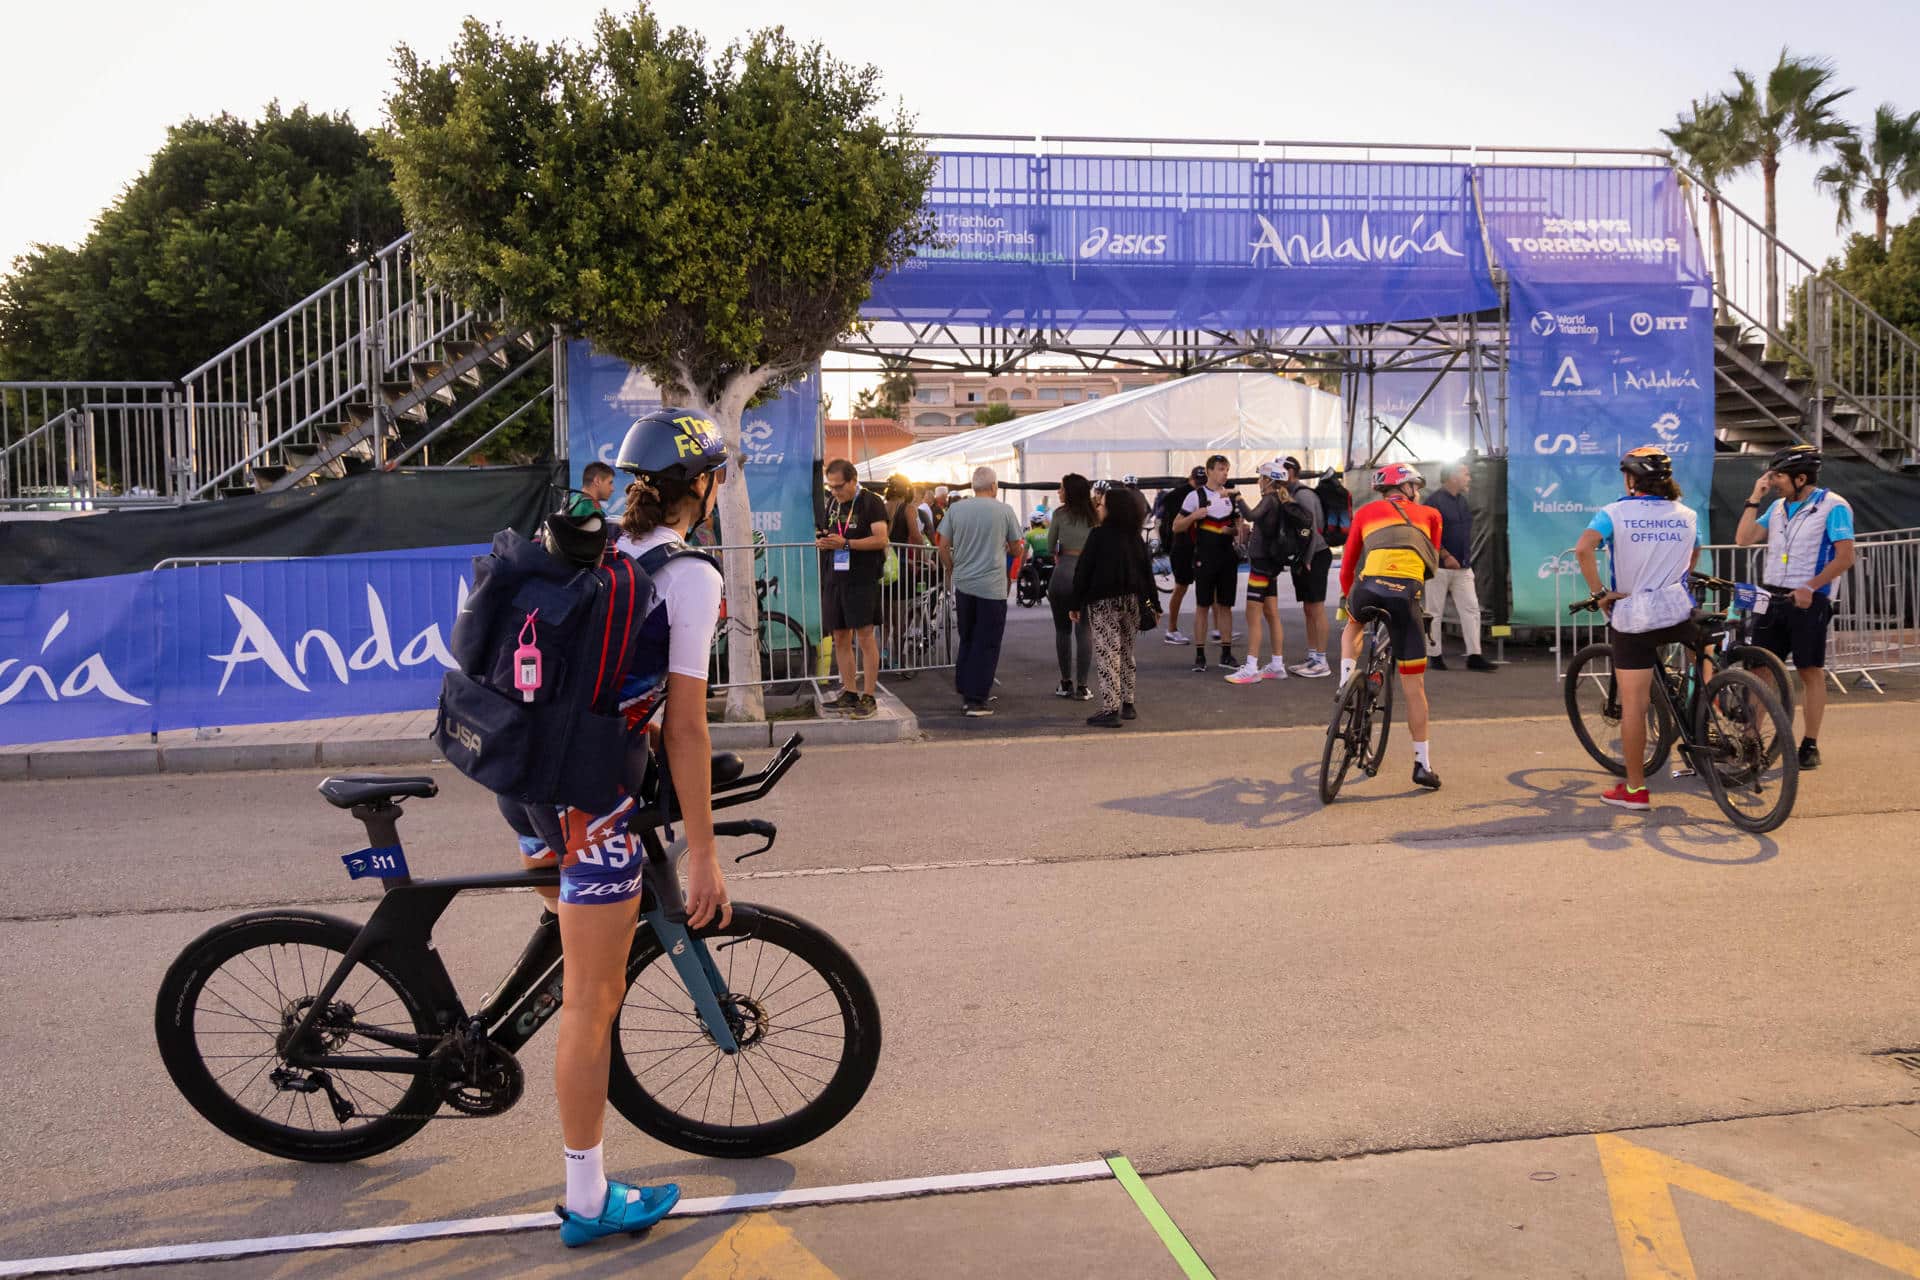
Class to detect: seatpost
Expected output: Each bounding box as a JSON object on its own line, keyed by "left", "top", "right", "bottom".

{"left": 348, "top": 800, "right": 412, "bottom": 889}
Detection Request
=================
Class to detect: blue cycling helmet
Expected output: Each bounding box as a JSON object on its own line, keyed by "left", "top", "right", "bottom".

{"left": 615, "top": 408, "right": 729, "bottom": 482}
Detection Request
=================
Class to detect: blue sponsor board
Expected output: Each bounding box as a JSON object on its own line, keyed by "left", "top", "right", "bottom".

{"left": 0, "top": 546, "right": 480, "bottom": 746}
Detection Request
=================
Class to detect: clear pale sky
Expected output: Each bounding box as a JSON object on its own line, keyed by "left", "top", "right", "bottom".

{"left": 4, "top": 0, "right": 1915, "bottom": 275}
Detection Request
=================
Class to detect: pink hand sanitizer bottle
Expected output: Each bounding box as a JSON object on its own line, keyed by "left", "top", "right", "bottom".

{"left": 513, "top": 611, "right": 542, "bottom": 703}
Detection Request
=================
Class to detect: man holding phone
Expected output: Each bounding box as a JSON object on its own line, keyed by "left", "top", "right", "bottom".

{"left": 817, "top": 458, "right": 891, "bottom": 720}
{"left": 1173, "top": 454, "right": 1248, "bottom": 673}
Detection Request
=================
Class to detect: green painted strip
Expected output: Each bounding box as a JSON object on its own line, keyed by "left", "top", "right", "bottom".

{"left": 1105, "top": 1155, "right": 1216, "bottom": 1280}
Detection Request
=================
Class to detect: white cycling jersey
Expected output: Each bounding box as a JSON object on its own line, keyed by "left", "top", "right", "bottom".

{"left": 1587, "top": 495, "right": 1700, "bottom": 633}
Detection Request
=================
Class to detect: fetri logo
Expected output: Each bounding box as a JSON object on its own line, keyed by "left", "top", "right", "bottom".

{"left": 1079, "top": 227, "right": 1169, "bottom": 258}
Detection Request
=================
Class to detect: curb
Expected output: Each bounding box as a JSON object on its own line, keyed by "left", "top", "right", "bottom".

{"left": 5, "top": 689, "right": 919, "bottom": 781}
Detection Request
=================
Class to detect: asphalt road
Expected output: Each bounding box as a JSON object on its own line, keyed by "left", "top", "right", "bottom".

{"left": 2, "top": 703, "right": 1917, "bottom": 1276}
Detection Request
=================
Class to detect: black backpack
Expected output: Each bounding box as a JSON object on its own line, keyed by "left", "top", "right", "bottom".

{"left": 1257, "top": 497, "right": 1315, "bottom": 569}
{"left": 433, "top": 529, "right": 658, "bottom": 815}
{"left": 1315, "top": 473, "right": 1353, "bottom": 543}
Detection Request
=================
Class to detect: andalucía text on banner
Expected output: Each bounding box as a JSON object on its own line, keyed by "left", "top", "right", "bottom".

{"left": 864, "top": 154, "right": 1499, "bottom": 330}
{"left": 1488, "top": 168, "right": 1716, "bottom": 625}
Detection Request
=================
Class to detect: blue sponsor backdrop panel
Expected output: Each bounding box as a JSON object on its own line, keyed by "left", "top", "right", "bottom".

{"left": 0, "top": 546, "right": 481, "bottom": 746}
{"left": 866, "top": 154, "right": 1499, "bottom": 328}
{"left": 1491, "top": 167, "right": 1715, "bottom": 624}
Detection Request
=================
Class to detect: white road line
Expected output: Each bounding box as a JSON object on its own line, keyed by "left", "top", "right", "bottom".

{"left": 0, "top": 1159, "right": 1115, "bottom": 1277}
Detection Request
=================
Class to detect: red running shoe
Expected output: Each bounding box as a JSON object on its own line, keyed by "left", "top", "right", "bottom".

{"left": 1601, "top": 782, "right": 1650, "bottom": 812}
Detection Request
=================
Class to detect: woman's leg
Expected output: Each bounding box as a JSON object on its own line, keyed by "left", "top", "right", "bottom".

{"left": 1049, "top": 590, "right": 1075, "bottom": 683}
{"left": 554, "top": 894, "right": 642, "bottom": 1157}
{"left": 1091, "top": 601, "right": 1124, "bottom": 713}
{"left": 1118, "top": 599, "right": 1139, "bottom": 705}
{"left": 1074, "top": 610, "right": 1094, "bottom": 685}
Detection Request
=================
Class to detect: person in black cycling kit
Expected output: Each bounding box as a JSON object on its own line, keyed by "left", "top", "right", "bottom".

{"left": 501, "top": 408, "right": 732, "bottom": 1248}
{"left": 1174, "top": 454, "right": 1249, "bottom": 672}
{"left": 1733, "top": 444, "right": 1856, "bottom": 769}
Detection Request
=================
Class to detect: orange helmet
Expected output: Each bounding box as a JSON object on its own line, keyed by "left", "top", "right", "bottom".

{"left": 1372, "top": 462, "right": 1424, "bottom": 492}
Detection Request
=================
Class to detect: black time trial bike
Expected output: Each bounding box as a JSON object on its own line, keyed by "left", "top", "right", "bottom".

{"left": 154, "top": 733, "right": 883, "bottom": 1163}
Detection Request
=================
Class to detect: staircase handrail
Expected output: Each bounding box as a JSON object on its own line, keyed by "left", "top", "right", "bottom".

{"left": 179, "top": 256, "right": 374, "bottom": 385}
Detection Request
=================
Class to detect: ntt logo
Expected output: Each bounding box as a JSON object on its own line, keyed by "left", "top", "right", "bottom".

{"left": 1079, "top": 227, "right": 1169, "bottom": 258}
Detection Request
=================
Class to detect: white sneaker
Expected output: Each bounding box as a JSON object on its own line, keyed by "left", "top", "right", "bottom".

{"left": 1289, "top": 659, "right": 1332, "bottom": 679}
{"left": 1163, "top": 630, "right": 1191, "bottom": 645}
{"left": 1261, "top": 660, "right": 1288, "bottom": 680}
{"left": 1225, "top": 658, "right": 1262, "bottom": 685}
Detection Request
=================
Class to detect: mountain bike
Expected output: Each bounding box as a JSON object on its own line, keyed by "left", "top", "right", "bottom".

{"left": 1564, "top": 578, "right": 1798, "bottom": 832}
{"left": 1318, "top": 605, "right": 1395, "bottom": 804}
{"left": 154, "top": 733, "right": 882, "bottom": 1162}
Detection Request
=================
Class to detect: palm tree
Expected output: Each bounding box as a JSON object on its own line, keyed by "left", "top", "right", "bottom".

{"left": 1723, "top": 50, "right": 1855, "bottom": 337}
{"left": 1663, "top": 96, "right": 1748, "bottom": 323}
{"left": 876, "top": 356, "right": 917, "bottom": 421}
{"left": 1816, "top": 103, "right": 1920, "bottom": 250}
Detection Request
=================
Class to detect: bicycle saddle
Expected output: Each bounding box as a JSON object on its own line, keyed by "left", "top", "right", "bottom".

{"left": 711, "top": 752, "right": 745, "bottom": 787}
{"left": 318, "top": 775, "right": 440, "bottom": 809}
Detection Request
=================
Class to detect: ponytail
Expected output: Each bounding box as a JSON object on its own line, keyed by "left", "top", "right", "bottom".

{"left": 618, "top": 472, "right": 702, "bottom": 539}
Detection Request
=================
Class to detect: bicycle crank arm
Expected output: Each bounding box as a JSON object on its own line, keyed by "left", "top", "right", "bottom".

{"left": 642, "top": 906, "right": 741, "bottom": 1055}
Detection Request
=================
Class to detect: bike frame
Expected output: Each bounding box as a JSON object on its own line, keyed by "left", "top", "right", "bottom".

{"left": 278, "top": 735, "right": 803, "bottom": 1077}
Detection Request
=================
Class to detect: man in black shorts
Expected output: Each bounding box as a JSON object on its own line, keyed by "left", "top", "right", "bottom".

{"left": 1174, "top": 454, "right": 1247, "bottom": 672}
{"left": 1281, "top": 457, "right": 1333, "bottom": 677}
{"left": 816, "top": 458, "right": 891, "bottom": 719}
{"left": 1154, "top": 467, "right": 1205, "bottom": 646}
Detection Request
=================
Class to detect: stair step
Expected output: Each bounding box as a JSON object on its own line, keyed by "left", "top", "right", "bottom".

{"left": 249, "top": 463, "right": 290, "bottom": 487}
{"left": 447, "top": 339, "right": 511, "bottom": 370}
{"left": 217, "top": 483, "right": 255, "bottom": 500}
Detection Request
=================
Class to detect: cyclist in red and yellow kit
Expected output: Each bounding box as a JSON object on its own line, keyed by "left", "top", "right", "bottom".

{"left": 1338, "top": 463, "right": 1444, "bottom": 789}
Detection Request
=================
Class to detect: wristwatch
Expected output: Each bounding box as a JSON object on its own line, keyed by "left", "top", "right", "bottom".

{"left": 1743, "top": 500, "right": 1764, "bottom": 509}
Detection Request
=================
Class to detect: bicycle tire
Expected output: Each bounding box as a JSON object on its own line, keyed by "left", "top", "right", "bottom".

{"left": 758, "top": 611, "right": 813, "bottom": 684}
{"left": 1724, "top": 643, "right": 1796, "bottom": 727}
{"left": 1319, "top": 677, "right": 1365, "bottom": 804}
{"left": 1563, "top": 643, "right": 1674, "bottom": 777}
{"left": 154, "top": 911, "right": 441, "bottom": 1163}
{"left": 1695, "top": 668, "right": 1798, "bottom": 833}
{"left": 609, "top": 903, "right": 881, "bottom": 1159}
{"left": 1361, "top": 625, "right": 1394, "bottom": 774}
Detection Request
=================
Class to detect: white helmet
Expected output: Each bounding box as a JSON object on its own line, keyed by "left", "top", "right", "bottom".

{"left": 1256, "top": 457, "right": 1289, "bottom": 481}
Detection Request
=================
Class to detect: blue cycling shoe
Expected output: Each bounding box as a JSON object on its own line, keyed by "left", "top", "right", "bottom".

{"left": 555, "top": 1180, "right": 680, "bottom": 1248}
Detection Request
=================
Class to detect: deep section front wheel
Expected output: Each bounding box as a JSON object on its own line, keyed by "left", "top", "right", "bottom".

{"left": 1563, "top": 643, "right": 1673, "bottom": 777}
{"left": 609, "top": 904, "right": 881, "bottom": 1159}
{"left": 154, "top": 911, "right": 441, "bottom": 1162}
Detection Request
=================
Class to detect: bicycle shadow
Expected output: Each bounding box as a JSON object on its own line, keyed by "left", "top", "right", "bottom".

{"left": 1099, "top": 760, "right": 1424, "bottom": 832}
{"left": 0, "top": 1149, "right": 798, "bottom": 1277}
{"left": 1384, "top": 766, "right": 1780, "bottom": 867}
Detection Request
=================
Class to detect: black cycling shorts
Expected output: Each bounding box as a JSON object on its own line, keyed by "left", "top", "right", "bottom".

{"left": 1166, "top": 534, "right": 1195, "bottom": 585}
{"left": 1193, "top": 540, "right": 1240, "bottom": 608}
{"left": 1291, "top": 548, "right": 1332, "bottom": 605}
{"left": 1245, "top": 560, "right": 1282, "bottom": 604}
{"left": 1347, "top": 576, "right": 1427, "bottom": 674}
{"left": 1751, "top": 589, "right": 1833, "bottom": 670}
{"left": 1608, "top": 619, "right": 1699, "bottom": 672}
{"left": 823, "top": 573, "right": 879, "bottom": 632}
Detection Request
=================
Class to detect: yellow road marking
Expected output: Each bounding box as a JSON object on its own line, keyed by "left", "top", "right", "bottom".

{"left": 680, "top": 1212, "right": 840, "bottom": 1279}
{"left": 1596, "top": 1133, "right": 1920, "bottom": 1279}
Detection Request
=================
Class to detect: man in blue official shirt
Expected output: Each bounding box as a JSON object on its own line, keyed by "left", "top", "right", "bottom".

{"left": 1423, "top": 463, "right": 1492, "bottom": 671}
{"left": 1734, "top": 445, "right": 1856, "bottom": 770}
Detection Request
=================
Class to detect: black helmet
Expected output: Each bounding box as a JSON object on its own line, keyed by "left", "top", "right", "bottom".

{"left": 1767, "top": 443, "right": 1823, "bottom": 477}
{"left": 540, "top": 510, "right": 608, "bottom": 568}
{"left": 615, "top": 407, "right": 729, "bottom": 482}
{"left": 1620, "top": 446, "right": 1673, "bottom": 482}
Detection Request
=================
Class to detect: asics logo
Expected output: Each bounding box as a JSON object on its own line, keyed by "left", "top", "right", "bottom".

{"left": 1079, "top": 227, "right": 1169, "bottom": 258}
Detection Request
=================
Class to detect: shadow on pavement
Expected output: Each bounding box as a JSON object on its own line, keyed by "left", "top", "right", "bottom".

{"left": 1384, "top": 766, "right": 1779, "bottom": 867}
{"left": 1099, "top": 761, "right": 1425, "bottom": 832}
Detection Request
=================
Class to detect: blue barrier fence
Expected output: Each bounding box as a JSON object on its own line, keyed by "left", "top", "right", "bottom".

{"left": 0, "top": 545, "right": 480, "bottom": 745}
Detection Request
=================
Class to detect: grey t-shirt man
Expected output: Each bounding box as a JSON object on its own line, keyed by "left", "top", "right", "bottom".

{"left": 939, "top": 491, "right": 1023, "bottom": 600}
{"left": 1284, "top": 480, "right": 1328, "bottom": 559}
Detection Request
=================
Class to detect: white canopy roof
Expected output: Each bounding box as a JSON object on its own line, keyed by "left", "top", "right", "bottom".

{"left": 857, "top": 372, "right": 1455, "bottom": 512}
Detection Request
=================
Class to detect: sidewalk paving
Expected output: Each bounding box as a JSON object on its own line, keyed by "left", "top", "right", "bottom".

{"left": 0, "top": 685, "right": 918, "bottom": 781}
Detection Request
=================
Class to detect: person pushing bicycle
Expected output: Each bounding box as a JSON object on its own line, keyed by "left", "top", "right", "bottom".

{"left": 500, "top": 408, "right": 733, "bottom": 1246}
{"left": 1338, "top": 462, "right": 1445, "bottom": 790}
{"left": 1572, "top": 446, "right": 1702, "bottom": 812}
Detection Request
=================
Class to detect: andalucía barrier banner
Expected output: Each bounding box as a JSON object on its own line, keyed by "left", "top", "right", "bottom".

{"left": 1483, "top": 168, "right": 1716, "bottom": 625}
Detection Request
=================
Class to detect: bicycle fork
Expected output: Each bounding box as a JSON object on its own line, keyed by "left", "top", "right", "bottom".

{"left": 643, "top": 906, "right": 742, "bottom": 1055}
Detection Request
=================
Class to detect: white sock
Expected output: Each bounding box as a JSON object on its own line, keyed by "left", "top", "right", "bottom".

{"left": 1339, "top": 658, "right": 1356, "bottom": 685}
{"left": 1413, "top": 740, "right": 1431, "bottom": 769}
{"left": 564, "top": 1144, "right": 609, "bottom": 1217}
{"left": 1310, "top": 650, "right": 1326, "bottom": 664}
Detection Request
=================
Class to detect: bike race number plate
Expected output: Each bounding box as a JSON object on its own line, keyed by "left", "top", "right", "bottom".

{"left": 342, "top": 845, "right": 410, "bottom": 880}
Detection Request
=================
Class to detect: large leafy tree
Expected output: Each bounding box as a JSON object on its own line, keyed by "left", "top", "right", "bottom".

{"left": 0, "top": 105, "right": 402, "bottom": 381}
{"left": 1663, "top": 96, "right": 1747, "bottom": 323}
{"left": 1721, "top": 50, "right": 1854, "bottom": 338}
{"left": 381, "top": 8, "right": 935, "bottom": 720}
{"left": 1816, "top": 103, "right": 1920, "bottom": 250}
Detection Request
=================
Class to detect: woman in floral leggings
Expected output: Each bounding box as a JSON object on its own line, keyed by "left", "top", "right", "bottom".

{"left": 1068, "top": 485, "right": 1160, "bottom": 728}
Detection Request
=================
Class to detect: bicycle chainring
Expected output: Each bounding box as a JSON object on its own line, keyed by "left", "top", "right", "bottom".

{"left": 430, "top": 1037, "right": 525, "bottom": 1116}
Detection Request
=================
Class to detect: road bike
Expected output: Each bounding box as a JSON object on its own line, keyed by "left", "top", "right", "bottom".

{"left": 1015, "top": 554, "right": 1053, "bottom": 608}
{"left": 1318, "top": 605, "right": 1395, "bottom": 804}
{"left": 884, "top": 578, "right": 953, "bottom": 681}
{"left": 1564, "top": 577, "right": 1798, "bottom": 832}
{"left": 154, "top": 733, "right": 882, "bottom": 1162}
{"left": 712, "top": 574, "right": 813, "bottom": 687}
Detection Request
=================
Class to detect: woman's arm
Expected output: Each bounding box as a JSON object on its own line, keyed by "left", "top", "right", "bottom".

{"left": 662, "top": 672, "right": 729, "bottom": 929}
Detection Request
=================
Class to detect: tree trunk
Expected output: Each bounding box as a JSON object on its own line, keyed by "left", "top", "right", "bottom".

{"left": 1874, "top": 193, "right": 1889, "bottom": 251}
{"left": 1708, "top": 196, "right": 1730, "bottom": 326}
{"left": 690, "top": 391, "right": 768, "bottom": 723}
{"left": 1762, "top": 154, "right": 1781, "bottom": 342}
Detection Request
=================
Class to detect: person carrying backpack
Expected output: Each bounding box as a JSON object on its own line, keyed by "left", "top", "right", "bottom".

{"left": 1280, "top": 458, "right": 1337, "bottom": 678}
{"left": 1226, "top": 459, "right": 1313, "bottom": 684}
{"left": 474, "top": 408, "right": 731, "bottom": 1248}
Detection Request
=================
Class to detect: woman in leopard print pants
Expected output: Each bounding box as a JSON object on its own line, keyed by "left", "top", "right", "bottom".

{"left": 1068, "top": 486, "right": 1158, "bottom": 727}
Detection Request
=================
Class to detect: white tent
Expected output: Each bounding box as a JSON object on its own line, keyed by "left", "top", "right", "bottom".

{"left": 858, "top": 372, "right": 1456, "bottom": 516}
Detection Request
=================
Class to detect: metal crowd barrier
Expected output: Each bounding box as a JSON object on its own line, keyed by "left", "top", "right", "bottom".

{"left": 700, "top": 539, "right": 956, "bottom": 691}
{"left": 1553, "top": 533, "right": 1920, "bottom": 691}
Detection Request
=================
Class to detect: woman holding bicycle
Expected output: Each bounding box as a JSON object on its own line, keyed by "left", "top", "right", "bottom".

{"left": 1573, "top": 446, "right": 1701, "bottom": 813}
{"left": 502, "top": 408, "right": 733, "bottom": 1246}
